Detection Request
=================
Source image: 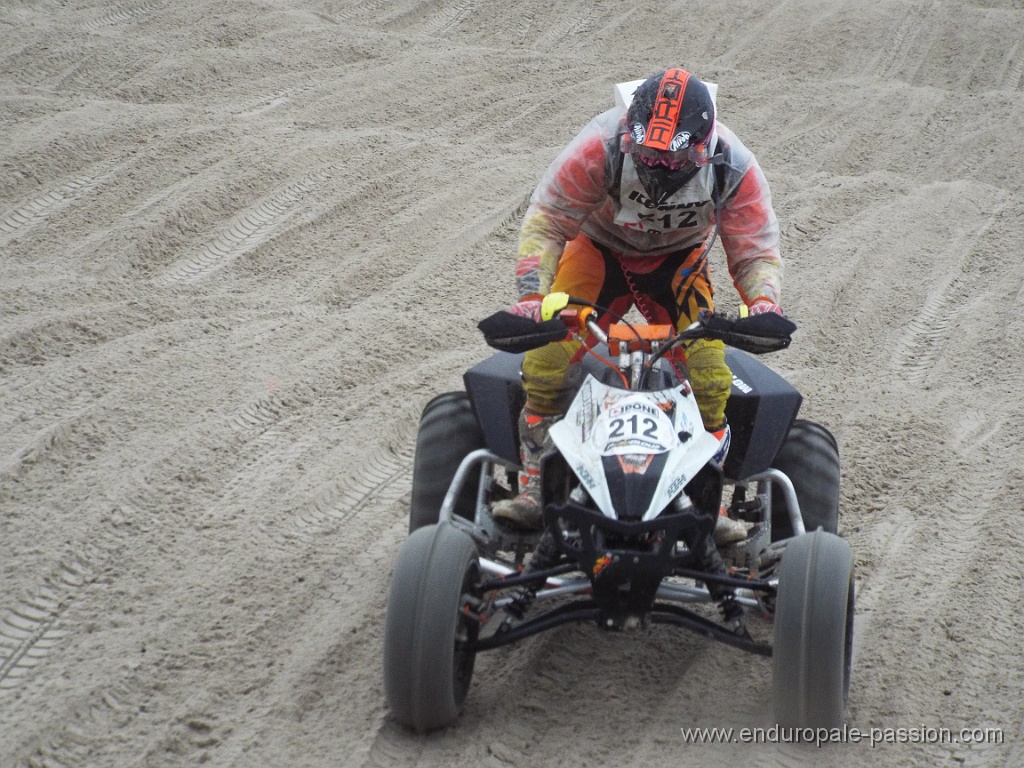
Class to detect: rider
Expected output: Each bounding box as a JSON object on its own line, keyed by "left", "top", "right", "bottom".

{"left": 492, "top": 68, "right": 786, "bottom": 537}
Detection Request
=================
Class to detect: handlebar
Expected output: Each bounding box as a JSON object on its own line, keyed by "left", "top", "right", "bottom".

{"left": 478, "top": 293, "right": 796, "bottom": 357}
{"left": 547, "top": 292, "right": 796, "bottom": 356}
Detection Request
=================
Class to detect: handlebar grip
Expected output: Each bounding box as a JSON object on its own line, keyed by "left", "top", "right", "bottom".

{"left": 540, "top": 292, "right": 571, "bottom": 321}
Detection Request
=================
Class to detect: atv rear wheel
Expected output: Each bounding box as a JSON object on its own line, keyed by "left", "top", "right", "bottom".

{"left": 383, "top": 523, "right": 480, "bottom": 732}
{"left": 410, "top": 392, "right": 486, "bottom": 532}
{"left": 771, "top": 529, "right": 855, "bottom": 729}
{"left": 770, "top": 419, "right": 840, "bottom": 540}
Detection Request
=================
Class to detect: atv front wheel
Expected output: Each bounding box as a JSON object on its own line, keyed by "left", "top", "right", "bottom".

{"left": 771, "top": 530, "right": 855, "bottom": 729}
{"left": 770, "top": 419, "right": 840, "bottom": 540}
{"left": 409, "top": 392, "right": 486, "bottom": 532}
{"left": 383, "top": 524, "right": 480, "bottom": 732}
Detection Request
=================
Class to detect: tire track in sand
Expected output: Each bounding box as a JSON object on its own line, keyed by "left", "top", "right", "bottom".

{"left": 1, "top": 425, "right": 415, "bottom": 765}
{"left": 0, "top": 173, "right": 109, "bottom": 246}
{"left": 835, "top": 413, "right": 1023, "bottom": 765}
{"left": 81, "top": 1, "right": 165, "bottom": 31}
{"left": 0, "top": 544, "right": 106, "bottom": 693}
{"left": 385, "top": 1, "right": 478, "bottom": 37}
{"left": 160, "top": 166, "right": 340, "bottom": 283}
{"left": 0, "top": 374, "right": 311, "bottom": 696}
{"left": 891, "top": 193, "right": 1012, "bottom": 383}
{"left": 529, "top": 2, "right": 596, "bottom": 50}
{"left": 872, "top": 2, "right": 932, "bottom": 84}
{"left": 1003, "top": 32, "right": 1024, "bottom": 92}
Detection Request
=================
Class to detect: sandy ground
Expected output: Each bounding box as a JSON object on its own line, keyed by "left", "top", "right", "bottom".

{"left": 2, "top": 0, "right": 1024, "bottom": 765}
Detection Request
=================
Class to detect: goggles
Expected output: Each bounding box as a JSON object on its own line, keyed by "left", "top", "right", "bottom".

{"left": 626, "top": 130, "right": 714, "bottom": 171}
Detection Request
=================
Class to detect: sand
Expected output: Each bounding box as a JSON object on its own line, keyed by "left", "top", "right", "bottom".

{"left": 2, "top": 1, "right": 1023, "bottom": 766}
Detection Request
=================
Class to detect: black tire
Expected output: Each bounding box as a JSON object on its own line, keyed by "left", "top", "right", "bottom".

{"left": 383, "top": 524, "right": 480, "bottom": 732}
{"left": 410, "top": 392, "right": 486, "bottom": 532}
{"left": 770, "top": 419, "right": 841, "bottom": 540}
{"left": 772, "top": 530, "right": 855, "bottom": 729}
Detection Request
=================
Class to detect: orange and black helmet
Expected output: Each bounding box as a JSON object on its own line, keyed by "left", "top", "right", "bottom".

{"left": 625, "top": 68, "right": 717, "bottom": 201}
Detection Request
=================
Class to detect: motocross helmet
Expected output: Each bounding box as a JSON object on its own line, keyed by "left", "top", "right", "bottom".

{"left": 625, "top": 68, "right": 717, "bottom": 203}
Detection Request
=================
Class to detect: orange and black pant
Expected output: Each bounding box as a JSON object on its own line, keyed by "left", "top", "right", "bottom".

{"left": 521, "top": 234, "right": 732, "bottom": 428}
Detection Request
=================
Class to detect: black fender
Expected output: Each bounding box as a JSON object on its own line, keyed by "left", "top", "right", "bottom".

{"left": 462, "top": 348, "right": 803, "bottom": 480}
{"left": 721, "top": 349, "right": 802, "bottom": 480}
{"left": 462, "top": 351, "right": 526, "bottom": 464}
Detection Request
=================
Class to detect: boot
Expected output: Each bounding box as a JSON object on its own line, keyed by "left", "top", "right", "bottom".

{"left": 707, "top": 420, "right": 745, "bottom": 545}
{"left": 714, "top": 507, "right": 749, "bottom": 546}
{"left": 492, "top": 410, "right": 558, "bottom": 529}
{"left": 708, "top": 420, "right": 731, "bottom": 472}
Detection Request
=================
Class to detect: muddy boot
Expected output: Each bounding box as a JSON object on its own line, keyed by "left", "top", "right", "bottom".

{"left": 707, "top": 420, "right": 745, "bottom": 545}
{"left": 492, "top": 410, "right": 558, "bottom": 529}
{"left": 708, "top": 420, "right": 731, "bottom": 472}
{"left": 714, "top": 509, "right": 749, "bottom": 546}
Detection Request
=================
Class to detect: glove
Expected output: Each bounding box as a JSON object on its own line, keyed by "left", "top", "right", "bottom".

{"left": 748, "top": 298, "right": 784, "bottom": 316}
{"left": 508, "top": 297, "right": 543, "bottom": 322}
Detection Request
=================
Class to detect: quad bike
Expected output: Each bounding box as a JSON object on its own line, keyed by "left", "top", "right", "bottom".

{"left": 383, "top": 294, "right": 854, "bottom": 733}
